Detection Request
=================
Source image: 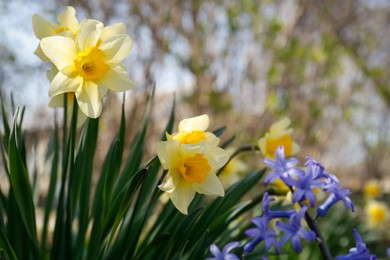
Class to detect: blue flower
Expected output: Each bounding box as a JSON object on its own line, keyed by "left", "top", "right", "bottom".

{"left": 276, "top": 205, "right": 316, "bottom": 253}
{"left": 317, "top": 180, "right": 355, "bottom": 217}
{"left": 335, "top": 229, "right": 376, "bottom": 260}
{"left": 244, "top": 216, "right": 280, "bottom": 253}
{"left": 304, "top": 156, "right": 338, "bottom": 182}
{"left": 207, "top": 242, "right": 241, "bottom": 260}
{"left": 288, "top": 165, "right": 327, "bottom": 207}
{"left": 263, "top": 146, "right": 302, "bottom": 185}
{"left": 262, "top": 192, "right": 295, "bottom": 221}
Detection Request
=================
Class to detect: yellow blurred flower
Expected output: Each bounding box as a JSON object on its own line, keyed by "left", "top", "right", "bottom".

{"left": 156, "top": 115, "right": 229, "bottom": 214}
{"left": 258, "top": 118, "right": 300, "bottom": 159}
{"left": 363, "top": 179, "right": 381, "bottom": 198}
{"left": 40, "top": 19, "right": 134, "bottom": 118}
{"left": 365, "top": 200, "right": 389, "bottom": 229}
{"left": 269, "top": 178, "right": 290, "bottom": 194}
{"left": 32, "top": 6, "right": 79, "bottom": 61}
{"left": 219, "top": 149, "right": 248, "bottom": 188}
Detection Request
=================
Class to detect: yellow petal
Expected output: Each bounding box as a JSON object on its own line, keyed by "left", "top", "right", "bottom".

{"left": 193, "top": 173, "right": 224, "bottom": 197}
{"left": 32, "top": 14, "right": 57, "bottom": 39}
{"left": 75, "top": 81, "right": 102, "bottom": 118}
{"left": 49, "top": 73, "right": 82, "bottom": 97}
{"left": 169, "top": 181, "right": 195, "bottom": 215}
{"left": 57, "top": 6, "right": 79, "bottom": 34}
{"left": 100, "top": 23, "right": 126, "bottom": 41}
{"left": 99, "top": 65, "right": 135, "bottom": 92}
{"left": 178, "top": 115, "right": 209, "bottom": 132}
{"left": 100, "top": 35, "right": 133, "bottom": 63}
{"left": 40, "top": 36, "right": 77, "bottom": 70}
{"left": 76, "top": 20, "right": 101, "bottom": 51}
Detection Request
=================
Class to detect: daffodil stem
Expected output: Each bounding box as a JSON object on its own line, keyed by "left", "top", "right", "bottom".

{"left": 288, "top": 186, "right": 332, "bottom": 260}
{"left": 230, "top": 144, "right": 259, "bottom": 160}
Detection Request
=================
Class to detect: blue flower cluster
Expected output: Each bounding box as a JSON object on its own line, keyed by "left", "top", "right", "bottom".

{"left": 208, "top": 145, "right": 376, "bottom": 259}
{"left": 264, "top": 146, "right": 355, "bottom": 218}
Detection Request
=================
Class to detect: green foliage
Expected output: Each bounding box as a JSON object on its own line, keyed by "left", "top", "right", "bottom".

{"left": 0, "top": 88, "right": 267, "bottom": 260}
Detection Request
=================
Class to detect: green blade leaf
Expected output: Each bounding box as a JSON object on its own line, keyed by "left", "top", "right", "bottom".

{"left": 7, "top": 108, "right": 38, "bottom": 253}
{"left": 0, "top": 227, "right": 17, "bottom": 260}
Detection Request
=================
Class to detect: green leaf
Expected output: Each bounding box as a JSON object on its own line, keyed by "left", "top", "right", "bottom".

{"left": 0, "top": 227, "right": 17, "bottom": 260}
{"left": 7, "top": 108, "right": 38, "bottom": 254}
{"left": 40, "top": 118, "right": 59, "bottom": 254}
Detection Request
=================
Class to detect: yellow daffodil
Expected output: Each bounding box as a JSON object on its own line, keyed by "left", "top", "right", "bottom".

{"left": 32, "top": 6, "right": 79, "bottom": 61}
{"left": 156, "top": 115, "right": 229, "bottom": 214}
{"left": 40, "top": 19, "right": 135, "bottom": 118}
{"left": 365, "top": 200, "right": 389, "bottom": 229}
{"left": 363, "top": 179, "right": 381, "bottom": 198}
{"left": 258, "top": 117, "right": 300, "bottom": 159}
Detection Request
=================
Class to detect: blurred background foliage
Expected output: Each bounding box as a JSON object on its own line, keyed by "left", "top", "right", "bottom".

{"left": 0, "top": 0, "right": 390, "bottom": 253}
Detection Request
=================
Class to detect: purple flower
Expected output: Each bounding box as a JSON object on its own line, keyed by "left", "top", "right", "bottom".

{"left": 335, "top": 229, "right": 376, "bottom": 260}
{"left": 244, "top": 216, "right": 279, "bottom": 253}
{"left": 276, "top": 206, "right": 316, "bottom": 253}
{"left": 316, "top": 181, "right": 355, "bottom": 217}
{"left": 288, "top": 166, "right": 327, "bottom": 207}
{"left": 262, "top": 192, "right": 295, "bottom": 221}
{"left": 263, "top": 146, "right": 302, "bottom": 185}
{"left": 207, "top": 242, "right": 241, "bottom": 260}
{"left": 304, "top": 156, "right": 338, "bottom": 182}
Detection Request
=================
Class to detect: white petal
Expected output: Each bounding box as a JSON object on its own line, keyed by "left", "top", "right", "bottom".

{"left": 32, "top": 14, "right": 57, "bottom": 39}
{"left": 40, "top": 36, "right": 77, "bottom": 70}
{"left": 156, "top": 140, "right": 181, "bottom": 170}
{"left": 270, "top": 117, "right": 293, "bottom": 135}
{"left": 48, "top": 95, "right": 64, "bottom": 108}
{"left": 193, "top": 173, "right": 224, "bottom": 197}
{"left": 178, "top": 114, "right": 209, "bottom": 132}
{"left": 100, "top": 35, "right": 133, "bottom": 63}
{"left": 99, "top": 66, "right": 135, "bottom": 92}
{"left": 205, "top": 132, "right": 220, "bottom": 146}
{"left": 61, "top": 65, "right": 78, "bottom": 78}
{"left": 100, "top": 23, "right": 126, "bottom": 41}
{"left": 57, "top": 6, "right": 79, "bottom": 33}
{"left": 49, "top": 73, "right": 82, "bottom": 96}
{"left": 76, "top": 20, "right": 101, "bottom": 50}
{"left": 34, "top": 45, "right": 49, "bottom": 61}
{"left": 205, "top": 145, "right": 230, "bottom": 169}
{"left": 158, "top": 175, "right": 175, "bottom": 193}
{"left": 76, "top": 109, "right": 88, "bottom": 127}
{"left": 169, "top": 181, "right": 195, "bottom": 215}
{"left": 47, "top": 65, "right": 59, "bottom": 82}
{"left": 75, "top": 81, "right": 102, "bottom": 118}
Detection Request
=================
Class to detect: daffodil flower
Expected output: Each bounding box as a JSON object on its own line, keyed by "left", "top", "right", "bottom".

{"left": 32, "top": 6, "right": 79, "bottom": 61}
{"left": 167, "top": 114, "right": 220, "bottom": 146}
{"left": 156, "top": 115, "right": 229, "bottom": 215}
{"left": 258, "top": 118, "right": 300, "bottom": 159}
{"left": 40, "top": 19, "right": 135, "bottom": 118}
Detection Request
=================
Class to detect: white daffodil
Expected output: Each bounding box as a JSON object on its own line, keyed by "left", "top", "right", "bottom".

{"left": 156, "top": 115, "right": 229, "bottom": 214}
{"left": 32, "top": 6, "right": 79, "bottom": 61}
{"left": 258, "top": 117, "right": 300, "bottom": 159}
{"left": 167, "top": 114, "right": 220, "bottom": 146}
{"left": 40, "top": 19, "right": 135, "bottom": 118}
